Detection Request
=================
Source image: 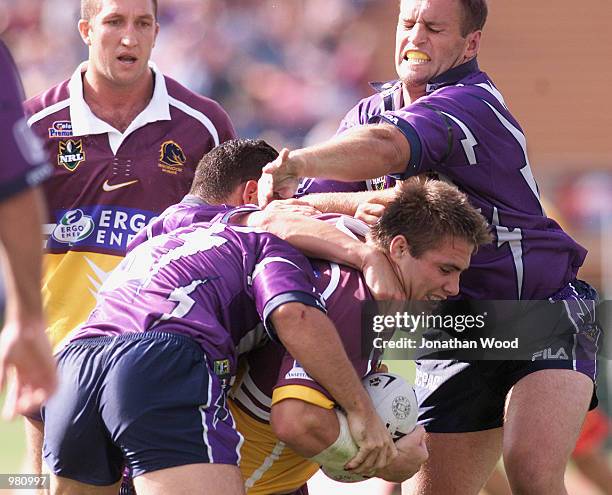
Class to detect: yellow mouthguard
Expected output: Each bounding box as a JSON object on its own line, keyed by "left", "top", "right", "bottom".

{"left": 406, "top": 51, "right": 430, "bottom": 61}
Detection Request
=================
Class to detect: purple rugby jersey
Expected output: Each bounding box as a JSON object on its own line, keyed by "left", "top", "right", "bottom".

{"left": 0, "top": 41, "right": 50, "bottom": 201}
{"left": 306, "top": 59, "right": 586, "bottom": 300}
{"left": 127, "top": 195, "right": 259, "bottom": 251}
{"left": 231, "top": 257, "right": 377, "bottom": 422}
{"left": 73, "top": 222, "right": 325, "bottom": 376}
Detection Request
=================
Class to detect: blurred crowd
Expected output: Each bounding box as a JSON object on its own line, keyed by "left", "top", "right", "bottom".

{"left": 0, "top": 0, "right": 393, "bottom": 149}
{"left": 1, "top": 0, "right": 610, "bottom": 281}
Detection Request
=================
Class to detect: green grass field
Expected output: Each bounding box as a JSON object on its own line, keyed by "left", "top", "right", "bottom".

{"left": 0, "top": 393, "right": 27, "bottom": 473}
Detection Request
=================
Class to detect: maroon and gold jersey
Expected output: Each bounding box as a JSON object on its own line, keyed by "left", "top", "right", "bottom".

{"left": 24, "top": 62, "right": 236, "bottom": 348}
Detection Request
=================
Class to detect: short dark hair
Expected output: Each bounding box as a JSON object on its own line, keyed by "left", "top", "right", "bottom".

{"left": 80, "top": 0, "right": 159, "bottom": 21}
{"left": 371, "top": 179, "right": 492, "bottom": 257}
{"left": 458, "top": 0, "right": 488, "bottom": 36}
{"left": 190, "top": 139, "right": 279, "bottom": 204}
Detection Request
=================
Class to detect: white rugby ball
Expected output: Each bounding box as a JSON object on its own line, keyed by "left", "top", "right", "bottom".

{"left": 321, "top": 372, "right": 418, "bottom": 483}
{"left": 362, "top": 372, "right": 418, "bottom": 440}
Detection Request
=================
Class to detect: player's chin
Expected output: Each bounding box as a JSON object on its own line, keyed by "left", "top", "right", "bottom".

{"left": 110, "top": 68, "right": 146, "bottom": 87}
{"left": 397, "top": 67, "right": 429, "bottom": 88}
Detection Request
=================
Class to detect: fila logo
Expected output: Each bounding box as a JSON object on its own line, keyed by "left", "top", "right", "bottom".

{"left": 532, "top": 347, "right": 569, "bottom": 361}
{"left": 102, "top": 179, "right": 139, "bottom": 192}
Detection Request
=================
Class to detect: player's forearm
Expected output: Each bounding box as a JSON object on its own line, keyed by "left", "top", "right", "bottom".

{"left": 272, "top": 304, "right": 373, "bottom": 416}
{"left": 246, "top": 212, "right": 372, "bottom": 270}
{"left": 0, "top": 188, "right": 46, "bottom": 327}
{"left": 299, "top": 189, "right": 397, "bottom": 215}
{"left": 376, "top": 450, "right": 421, "bottom": 483}
{"left": 375, "top": 427, "right": 428, "bottom": 482}
{"left": 292, "top": 124, "right": 409, "bottom": 181}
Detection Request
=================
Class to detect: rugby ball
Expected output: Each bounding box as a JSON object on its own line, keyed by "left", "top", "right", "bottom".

{"left": 321, "top": 372, "right": 418, "bottom": 483}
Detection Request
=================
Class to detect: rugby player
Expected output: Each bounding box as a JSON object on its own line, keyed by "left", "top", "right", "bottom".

{"left": 257, "top": 1, "right": 600, "bottom": 494}
{"left": 141, "top": 138, "right": 491, "bottom": 494}
{"left": 0, "top": 40, "right": 54, "bottom": 418}
{"left": 41, "top": 200, "right": 398, "bottom": 493}
{"left": 23, "top": 0, "right": 236, "bottom": 473}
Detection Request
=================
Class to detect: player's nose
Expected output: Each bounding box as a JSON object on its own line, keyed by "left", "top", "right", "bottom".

{"left": 444, "top": 273, "right": 460, "bottom": 296}
{"left": 408, "top": 22, "right": 428, "bottom": 45}
{"left": 120, "top": 25, "right": 138, "bottom": 47}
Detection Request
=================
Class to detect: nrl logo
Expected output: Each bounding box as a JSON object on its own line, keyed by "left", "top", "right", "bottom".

{"left": 58, "top": 139, "right": 85, "bottom": 171}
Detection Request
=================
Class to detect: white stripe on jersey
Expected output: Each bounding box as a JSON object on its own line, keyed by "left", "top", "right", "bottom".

{"left": 149, "top": 278, "right": 213, "bottom": 329}
{"left": 168, "top": 96, "right": 220, "bottom": 147}
{"left": 26, "top": 99, "right": 71, "bottom": 127}
{"left": 321, "top": 262, "right": 340, "bottom": 301}
{"left": 146, "top": 224, "right": 227, "bottom": 284}
{"left": 236, "top": 323, "right": 267, "bottom": 356}
{"left": 199, "top": 356, "right": 215, "bottom": 462}
{"left": 229, "top": 362, "right": 272, "bottom": 422}
{"left": 481, "top": 99, "right": 541, "bottom": 203}
{"left": 474, "top": 81, "right": 509, "bottom": 110}
{"left": 250, "top": 257, "right": 301, "bottom": 285}
{"left": 244, "top": 441, "right": 287, "bottom": 490}
{"left": 330, "top": 215, "right": 369, "bottom": 239}
{"left": 230, "top": 405, "right": 245, "bottom": 466}
{"left": 242, "top": 371, "right": 273, "bottom": 409}
{"left": 231, "top": 385, "right": 271, "bottom": 422}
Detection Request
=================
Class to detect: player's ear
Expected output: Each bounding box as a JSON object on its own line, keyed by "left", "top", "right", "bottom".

{"left": 464, "top": 30, "right": 481, "bottom": 60}
{"left": 153, "top": 22, "right": 160, "bottom": 44}
{"left": 389, "top": 235, "right": 410, "bottom": 261}
{"left": 78, "top": 19, "right": 92, "bottom": 46}
{"left": 242, "top": 180, "right": 259, "bottom": 205}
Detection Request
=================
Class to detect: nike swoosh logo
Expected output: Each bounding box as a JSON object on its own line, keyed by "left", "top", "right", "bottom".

{"left": 102, "top": 179, "right": 139, "bottom": 192}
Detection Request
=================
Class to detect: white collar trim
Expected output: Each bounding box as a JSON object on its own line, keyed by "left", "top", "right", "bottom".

{"left": 68, "top": 61, "right": 171, "bottom": 154}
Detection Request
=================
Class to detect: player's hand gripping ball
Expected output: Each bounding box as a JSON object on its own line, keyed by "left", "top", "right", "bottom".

{"left": 322, "top": 372, "right": 418, "bottom": 482}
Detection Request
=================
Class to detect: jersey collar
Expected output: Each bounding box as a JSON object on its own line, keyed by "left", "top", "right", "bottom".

{"left": 425, "top": 58, "right": 479, "bottom": 93}
{"left": 68, "top": 61, "right": 171, "bottom": 154}
{"left": 370, "top": 57, "right": 480, "bottom": 107}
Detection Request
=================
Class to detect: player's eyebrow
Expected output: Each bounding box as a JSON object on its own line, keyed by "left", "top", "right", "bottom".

{"left": 443, "top": 262, "right": 468, "bottom": 272}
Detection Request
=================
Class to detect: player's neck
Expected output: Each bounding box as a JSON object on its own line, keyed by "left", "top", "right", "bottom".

{"left": 82, "top": 69, "right": 154, "bottom": 133}
{"left": 402, "top": 85, "right": 427, "bottom": 105}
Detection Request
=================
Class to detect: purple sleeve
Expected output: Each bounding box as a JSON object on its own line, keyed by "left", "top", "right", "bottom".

{"left": 273, "top": 262, "right": 377, "bottom": 401}
{"left": 251, "top": 236, "right": 326, "bottom": 341}
{"left": 0, "top": 41, "right": 50, "bottom": 201}
{"left": 368, "top": 110, "right": 429, "bottom": 178}
{"left": 369, "top": 92, "right": 479, "bottom": 178}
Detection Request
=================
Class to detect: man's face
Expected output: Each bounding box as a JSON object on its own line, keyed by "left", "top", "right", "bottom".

{"left": 80, "top": 0, "right": 159, "bottom": 88}
{"left": 395, "top": 0, "right": 480, "bottom": 90}
{"left": 391, "top": 235, "right": 473, "bottom": 301}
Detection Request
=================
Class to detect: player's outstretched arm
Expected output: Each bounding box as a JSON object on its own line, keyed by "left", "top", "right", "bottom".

{"left": 0, "top": 188, "right": 56, "bottom": 419}
{"left": 241, "top": 210, "right": 405, "bottom": 301}
{"left": 271, "top": 303, "right": 398, "bottom": 474}
{"left": 258, "top": 124, "right": 409, "bottom": 206}
{"left": 297, "top": 187, "right": 398, "bottom": 217}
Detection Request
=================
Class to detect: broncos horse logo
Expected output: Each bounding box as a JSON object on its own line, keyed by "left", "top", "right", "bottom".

{"left": 159, "top": 141, "right": 187, "bottom": 168}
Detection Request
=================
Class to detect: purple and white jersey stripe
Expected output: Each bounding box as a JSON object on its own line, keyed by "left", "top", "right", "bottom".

{"left": 74, "top": 221, "right": 325, "bottom": 375}
{"left": 127, "top": 195, "right": 259, "bottom": 252}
